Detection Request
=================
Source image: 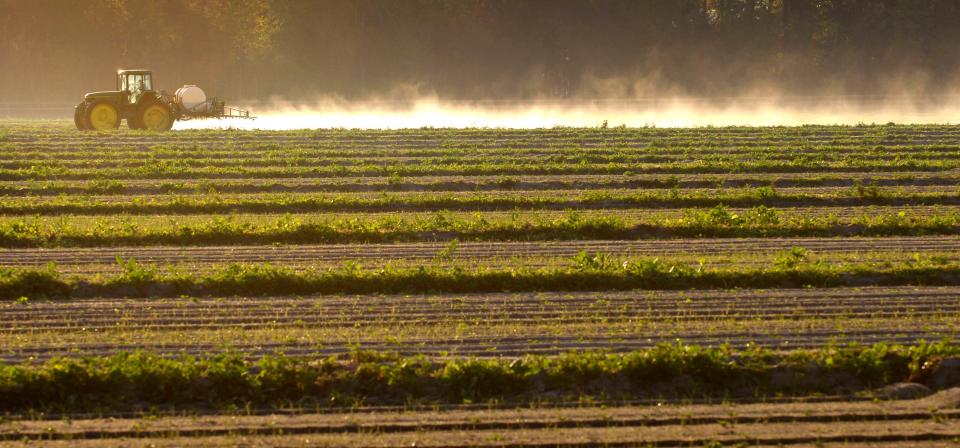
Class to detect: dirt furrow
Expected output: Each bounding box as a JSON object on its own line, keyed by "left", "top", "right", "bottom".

{"left": 3, "top": 300, "right": 955, "bottom": 323}
{"left": 2, "top": 405, "right": 958, "bottom": 443}
{"left": 2, "top": 305, "right": 955, "bottom": 329}
{"left": 2, "top": 290, "right": 957, "bottom": 328}
{"left": 0, "top": 331, "right": 947, "bottom": 363}
{"left": 2, "top": 308, "right": 955, "bottom": 332}
{"left": 2, "top": 171, "right": 959, "bottom": 197}
{"left": 2, "top": 237, "right": 956, "bottom": 266}
{"left": 5, "top": 286, "right": 956, "bottom": 312}
{"left": 5, "top": 184, "right": 959, "bottom": 203}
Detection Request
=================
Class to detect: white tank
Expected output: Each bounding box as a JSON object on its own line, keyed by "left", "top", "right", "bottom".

{"left": 176, "top": 85, "right": 208, "bottom": 113}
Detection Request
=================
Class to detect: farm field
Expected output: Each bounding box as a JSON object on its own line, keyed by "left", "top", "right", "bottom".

{"left": 1, "top": 120, "right": 959, "bottom": 446}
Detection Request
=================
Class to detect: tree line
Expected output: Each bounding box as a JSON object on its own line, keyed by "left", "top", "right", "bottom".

{"left": 2, "top": 0, "right": 960, "bottom": 108}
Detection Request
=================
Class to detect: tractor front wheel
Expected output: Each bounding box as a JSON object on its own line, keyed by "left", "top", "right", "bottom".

{"left": 74, "top": 102, "right": 90, "bottom": 131}
{"left": 85, "top": 101, "right": 120, "bottom": 130}
{"left": 139, "top": 102, "right": 174, "bottom": 131}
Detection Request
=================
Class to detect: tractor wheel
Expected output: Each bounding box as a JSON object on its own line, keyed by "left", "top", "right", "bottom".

{"left": 73, "top": 102, "right": 90, "bottom": 131}
{"left": 139, "top": 101, "right": 174, "bottom": 131}
{"left": 85, "top": 100, "right": 120, "bottom": 130}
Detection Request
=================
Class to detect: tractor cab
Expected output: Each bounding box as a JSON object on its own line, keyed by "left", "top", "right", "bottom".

{"left": 117, "top": 70, "right": 153, "bottom": 105}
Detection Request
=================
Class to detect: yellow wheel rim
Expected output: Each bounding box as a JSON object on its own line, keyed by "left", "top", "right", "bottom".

{"left": 142, "top": 104, "right": 171, "bottom": 131}
{"left": 88, "top": 103, "right": 118, "bottom": 130}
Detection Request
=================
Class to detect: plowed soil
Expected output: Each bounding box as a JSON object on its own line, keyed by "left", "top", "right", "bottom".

{"left": 3, "top": 236, "right": 958, "bottom": 269}
{"left": 1, "top": 286, "right": 956, "bottom": 361}
{"left": 2, "top": 390, "right": 957, "bottom": 447}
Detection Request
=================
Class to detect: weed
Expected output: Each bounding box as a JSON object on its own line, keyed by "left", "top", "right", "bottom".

{"left": 435, "top": 239, "right": 459, "bottom": 262}
{"left": 853, "top": 179, "right": 883, "bottom": 199}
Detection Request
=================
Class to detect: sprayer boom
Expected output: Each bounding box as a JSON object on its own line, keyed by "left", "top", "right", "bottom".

{"left": 174, "top": 93, "right": 255, "bottom": 121}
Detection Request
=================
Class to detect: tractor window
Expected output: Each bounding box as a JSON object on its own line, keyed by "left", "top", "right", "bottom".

{"left": 128, "top": 74, "right": 143, "bottom": 103}
{"left": 119, "top": 72, "right": 152, "bottom": 103}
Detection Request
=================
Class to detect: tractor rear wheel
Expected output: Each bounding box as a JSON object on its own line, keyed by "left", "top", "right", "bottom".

{"left": 139, "top": 102, "right": 173, "bottom": 131}
{"left": 73, "top": 102, "right": 90, "bottom": 131}
{"left": 85, "top": 101, "right": 120, "bottom": 130}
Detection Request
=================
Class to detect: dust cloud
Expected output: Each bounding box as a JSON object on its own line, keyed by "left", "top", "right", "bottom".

{"left": 174, "top": 95, "right": 960, "bottom": 130}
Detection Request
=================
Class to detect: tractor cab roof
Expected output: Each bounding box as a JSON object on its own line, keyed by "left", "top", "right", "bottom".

{"left": 117, "top": 69, "right": 152, "bottom": 75}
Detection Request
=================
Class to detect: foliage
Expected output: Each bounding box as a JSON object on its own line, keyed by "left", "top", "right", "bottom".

{"left": 0, "top": 342, "right": 955, "bottom": 413}
{"left": 3, "top": 255, "right": 960, "bottom": 300}
{"left": 0, "top": 206, "right": 957, "bottom": 248}
{"left": 0, "top": 264, "right": 69, "bottom": 299}
{"left": 773, "top": 246, "right": 810, "bottom": 270}
{"left": 5, "top": 1, "right": 960, "bottom": 102}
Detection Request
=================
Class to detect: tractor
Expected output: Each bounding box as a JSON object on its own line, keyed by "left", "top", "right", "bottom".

{"left": 74, "top": 69, "right": 253, "bottom": 131}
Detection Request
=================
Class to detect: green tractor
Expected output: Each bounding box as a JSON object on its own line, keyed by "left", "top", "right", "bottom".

{"left": 74, "top": 69, "right": 253, "bottom": 131}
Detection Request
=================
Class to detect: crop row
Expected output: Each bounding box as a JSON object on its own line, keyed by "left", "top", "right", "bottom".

{"left": 0, "top": 206, "right": 957, "bottom": 247}
{"left": 2, "top": 251, "right": 958, "bottom": 299}
{"left": 0, "top": 171, "right": 956, "bottom": 196}
{"left": 4, "top": 149, "right": 959, "bottom": 169}
{"left": 7, "top": 159, "right": 958, "bottom": 181}
{"left": 2, "top": 188, "right": 958, "bottom": 216}
{"left": 6, "top": 142, "right": 960, "bottom": 160}
{"left": 0, "top": 342, "right": 955, "bottom": 413}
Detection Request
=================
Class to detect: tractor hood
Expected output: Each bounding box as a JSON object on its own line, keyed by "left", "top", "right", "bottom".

{"left": 84, "top": 91, "right": 121, "bottom": 101}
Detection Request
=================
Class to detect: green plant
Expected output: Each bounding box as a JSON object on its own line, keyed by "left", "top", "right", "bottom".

{"left": 89, "top": 179, "right": 125, "bottom": 194}
{"left": 853, "top": 179, "right": 882, "bottom": 199}
{"left": 571, "top": 250, "right": 612, "bottom": 270}
{"left": 115, "top": 256, "right": 157, "bottom": 286}
{"left": 0, "top": 342, "right": 954, "bottom": 413}
{"left": 435, "top": 239, "right": 459, "bottom": 261}
{"left": 0, "top": 263, "right": 69, "bottom": 299}
{"left": 495, "top": 176, "right": 519, "bottom": 189}
{"left": 774, "top": 247, "right": 810, "bottom": 270}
